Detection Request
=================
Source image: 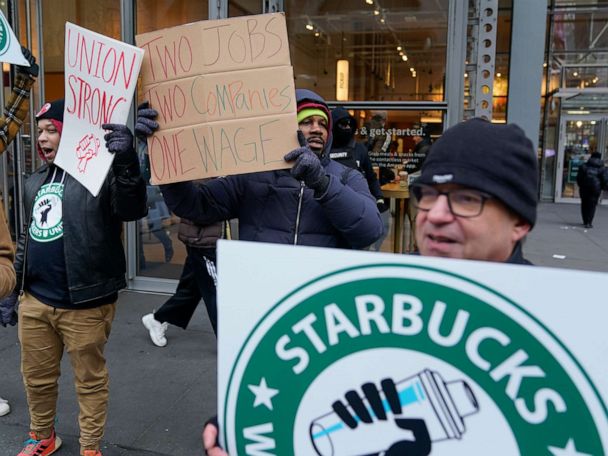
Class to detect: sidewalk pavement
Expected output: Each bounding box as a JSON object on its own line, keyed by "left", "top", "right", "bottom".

{"left": 0, "top": 202, "right": 606, "bottom": 455}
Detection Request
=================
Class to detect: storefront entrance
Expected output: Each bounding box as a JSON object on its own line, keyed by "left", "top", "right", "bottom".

{"left": 555, "top": 114, "right": 608, "bottom": 203}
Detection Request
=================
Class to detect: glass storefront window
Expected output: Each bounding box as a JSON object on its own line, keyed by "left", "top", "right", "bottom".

{"left": 136, "top": 0, "right": 209, "bottom": 279}
{"left": 42, "top": 1, "right": 121, "bottom": 101}
{"left": 136, "top": 0, "right": 209, "bottom": 34}
{"left": 284, "top": 1, "right": 449, "bottom": 103}
{"left": 229, "top": 0, "right": 263, "bottom": 17}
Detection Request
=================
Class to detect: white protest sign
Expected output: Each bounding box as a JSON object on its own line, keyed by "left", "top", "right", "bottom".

{"left": 0, "top": 10, "right": 29, "bottom": 66}
{"left": 54, "top": 22, "right": 143, "bottom": 196}
{"left": 217, "top": 240, "right": 608, "bottom": 455}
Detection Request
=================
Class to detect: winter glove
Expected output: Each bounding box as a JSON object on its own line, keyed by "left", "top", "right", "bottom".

{"left": 16, "top": 46, "right": 39, "bottom": 77}
{"left": 0, "top": 291, "right": 18, "bottom": 327}
{"left": 284, "top": 146, "right": 330, "bottom": 196}
{"left": 134, "top": 101, "right": 159, "bottom": 139}
{"left": 377, "top": 198, "right": 389, "bottom": 213}
{"left": 102, "top": 123, "right": 139, "bottom": 174}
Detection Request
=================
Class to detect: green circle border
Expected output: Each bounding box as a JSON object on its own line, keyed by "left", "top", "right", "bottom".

{"left": 223, "top": 262, "right": 607, "bottom": 448}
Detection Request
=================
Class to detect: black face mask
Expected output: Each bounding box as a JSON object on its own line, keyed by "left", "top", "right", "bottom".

{"left": 333, "top": 126, "right": 353, "bottom": 148}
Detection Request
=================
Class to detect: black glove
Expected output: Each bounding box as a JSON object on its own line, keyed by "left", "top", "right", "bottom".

{"left": 135, "top": 101, "right": 159, "bottom": 139}
{"left": 0, "top": 291, "right": 18, "bottom": 327}
{"left": 102, "top": 123, "right": 138, "bottom": 169}
{"left": 284, "top": 147, "right": 329, "bottom": 195}
{"left": 332, "top": 378, "right": 432, "bottom": 456}
{"left": 377, "top": 199, "right": 388, "bottom": 213}
{"left": 17, "top": 46, "right": 39, "bottom": 77}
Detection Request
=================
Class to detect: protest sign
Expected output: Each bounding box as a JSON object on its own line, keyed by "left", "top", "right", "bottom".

{"left": 0, "top": 10, "right": 29, "bottom": 66}
{"left": 136, "top": 13, "right": 298, "bottom": 185}
{"left": 217, "top": 240, "right": 607, "bottom": 455}
{"left": 54, "top": 22, "right": 143, "bottom": 196}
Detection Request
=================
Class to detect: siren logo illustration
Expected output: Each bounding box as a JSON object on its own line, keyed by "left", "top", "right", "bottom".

{"left": 30, "top": 182, "right": 64, "bottom": 242}
{"left": 76, "top": 133, "right": 100, "bottom": 173}
{"left": 223, "top": 265, "right": 607, "bottom": 455}
{"left": 0, "top": 13, "right": 10, "bottom": 55}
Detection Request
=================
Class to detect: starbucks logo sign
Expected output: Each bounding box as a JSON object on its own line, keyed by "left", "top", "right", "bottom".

{"left": 223, "top": 264, "right": 607, "bottom": 455}
{"left": 0, "top": 13, "right": 10, "bottom": 55}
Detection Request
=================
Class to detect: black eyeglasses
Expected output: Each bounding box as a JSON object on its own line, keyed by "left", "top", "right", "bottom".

{"left": 410, "top": 183, "right": 494, "bottom": 218}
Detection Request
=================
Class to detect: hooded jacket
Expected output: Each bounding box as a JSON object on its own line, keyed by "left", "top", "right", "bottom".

{"left": 330, "top": 107, "right": 383, "bottom": 202}
{"left": 160, "top": 90, "right": 383, "bottom": 249}
{"left": 576, "top": 154, "right": 608, "bottom": 195}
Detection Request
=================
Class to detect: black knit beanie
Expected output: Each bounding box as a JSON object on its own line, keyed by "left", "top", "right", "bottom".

{"left": 417, "top": 118, "right": 538, "bottom": 226}
{"left": 35, "top": 99, "right": 64, "bottom": 122}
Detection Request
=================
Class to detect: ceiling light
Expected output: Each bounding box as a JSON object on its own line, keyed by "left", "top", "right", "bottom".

{"left": 397, "top": 46, "right": 402, "bottom": 51}
{"left": 464, "top": 73, "right": 468, "bottom": 78}
{"left": 314, "top": 31, "right": 320, "bottom": 37}
{"left": 401, "top": 55, "right": 408, "bottom": 61}
{"left": 399, "top": 51, "right": 404, "bottom": 56}
{"left": 573, "top": 71, "right": 578, "bottom": 77}
{"left": 410, "top": 67, "right": 415, "bottom": 72}
{"left": 374, "top": 9, "right": 380, "bottom": 15}
{"left": 380, "top": 18, "right": 385, "bottom": 23}
{"left": 543, "top": 62, "right": 547, "bottom": 68}
{"left": 305, "top": 23, "right": 314, "bottom": 31}
{"left": 496, "top": 72, "right": 501, "bottom": 78}
{"left": 365, "top": 0, "right": 374, "bottom": 4}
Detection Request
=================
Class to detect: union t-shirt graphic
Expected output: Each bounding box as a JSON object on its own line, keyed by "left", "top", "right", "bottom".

{"left": 29, "top": 179, "right": 64, "bottom": 243}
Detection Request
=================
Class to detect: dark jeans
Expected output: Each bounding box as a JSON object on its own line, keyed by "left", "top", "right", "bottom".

{"left": 154, "top": 246, "right": 217, "bottom": 334}
{"left": 580, "top": 189, "right": 600, "bottom": 225}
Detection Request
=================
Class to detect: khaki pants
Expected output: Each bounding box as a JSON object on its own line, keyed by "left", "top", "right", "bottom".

{"left": 18, "top": 292, "right": 116, "bottom": 454}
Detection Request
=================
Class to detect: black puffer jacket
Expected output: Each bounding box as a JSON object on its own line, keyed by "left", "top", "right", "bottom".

{"left": 15, "top": 163, "right": 147, "bottom": 305}
{"left": 577, "top": 155, "right": 608, "bottom": 195}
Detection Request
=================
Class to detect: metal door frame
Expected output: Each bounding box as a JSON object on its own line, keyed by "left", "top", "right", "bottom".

{"left": 555, "top": 113, "right": 608, "bottom": 203}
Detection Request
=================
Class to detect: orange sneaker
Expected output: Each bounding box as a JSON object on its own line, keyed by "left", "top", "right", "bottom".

{"left": 82, "top": 451, "right": 102, "bottom": 456}
{"left": 18, "top": 429, "right": 62, "bottom": 456}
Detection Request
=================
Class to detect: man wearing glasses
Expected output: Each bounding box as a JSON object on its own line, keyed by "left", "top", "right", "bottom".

{"left": 410, "top": 117, "right": 538, "bottom": 264}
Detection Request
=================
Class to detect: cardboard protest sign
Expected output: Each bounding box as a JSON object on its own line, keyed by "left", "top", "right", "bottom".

{"left": 0, "top": 10, "right": 29, "bottom": 66}
{"left": 136, "top": 13, "right": 298, "bottom": 185}
{"left": 54, "top": 22, "right": 143, "bottom": 196}
{"left": 217, "top": 240, "right": 608, "bottom": 455}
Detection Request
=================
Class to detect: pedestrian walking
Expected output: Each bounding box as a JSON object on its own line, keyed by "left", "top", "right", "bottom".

{"left": 576, "top": 152, "right": 608, "bottom": 228}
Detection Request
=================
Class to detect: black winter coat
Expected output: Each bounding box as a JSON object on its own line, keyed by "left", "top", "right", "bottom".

{"left": 15, "top": 163, "right": 147, "bottom": 305}
{"left": 576, "top": 156, "right": 608, "bottom": 195}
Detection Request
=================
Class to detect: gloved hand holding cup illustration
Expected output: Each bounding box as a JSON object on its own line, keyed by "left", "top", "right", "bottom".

{"left": 309, "top": 369, "right": 479, "bottom": 456}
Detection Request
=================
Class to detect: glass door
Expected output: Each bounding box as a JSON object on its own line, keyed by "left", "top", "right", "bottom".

{"left": 555, "top": 115, "right": 608, "bottom": 203}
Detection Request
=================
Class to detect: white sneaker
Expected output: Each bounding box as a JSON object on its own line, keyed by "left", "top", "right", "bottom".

{"left": 0, "top": 397, "right": 10, "bottom": 416}
{"left": 142, "top": 313, "right": 168, "bottom": 347}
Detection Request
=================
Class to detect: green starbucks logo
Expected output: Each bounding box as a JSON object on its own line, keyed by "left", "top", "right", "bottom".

{"left": 0, "top": 14, "right": 11, "bottom": 55}
{"left": 29, "top": 182, "right": 64, "bottom": 242}
{"left": 224, "top": 264, "right": 607, "bottom": 455}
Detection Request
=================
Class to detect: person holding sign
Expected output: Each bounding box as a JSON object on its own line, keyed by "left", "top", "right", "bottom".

{"left": 411, "top": 117, "right": 538, "bottom": 264}
{"left": 0, "top": 47, "right": 39, "bottom": 152}
{"left": 201, "top": 117, "right": 539, "bottom": 456}
{"left": 139, "top": 89, "right": 383, "bottom": 250}
{"left": 0, "top": 99, "right": 147, "bottom": 456}
{"left": 0, "top": 45, "right": 38, "bottom": 418}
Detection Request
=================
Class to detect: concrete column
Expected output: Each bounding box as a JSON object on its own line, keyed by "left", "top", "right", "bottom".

{"left": 507, "top": 0, "right": 548, "bottom": 151}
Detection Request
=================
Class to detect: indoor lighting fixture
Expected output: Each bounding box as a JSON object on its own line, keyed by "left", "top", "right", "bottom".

{"left": 397, "top": 45, "right": 402, "bottom": 51}
{"left": 401, "top": 55, "right": 408, "bottom": 61}
{"left": 305, "top": 23, "right": 314, "bottom": 31}
{"left": 336, "top": 59, "right": 349, "bottom": 101}
{"left": 380, "top": 17, "right": 385, "bottom": 23}
{"left": 573, "top": 71, "right": 578, "bottom": 77}
{"left": 496, "top": 72, "right": 501, "bottom": 78}
{"left": 374, "top": 9, "right": 380, "bottom": 15}
{"left": 365, "top": 0, "right": 374, "bottom": 4}
{"left": 314, "top": 31, "right": 320, "bottom": 37}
